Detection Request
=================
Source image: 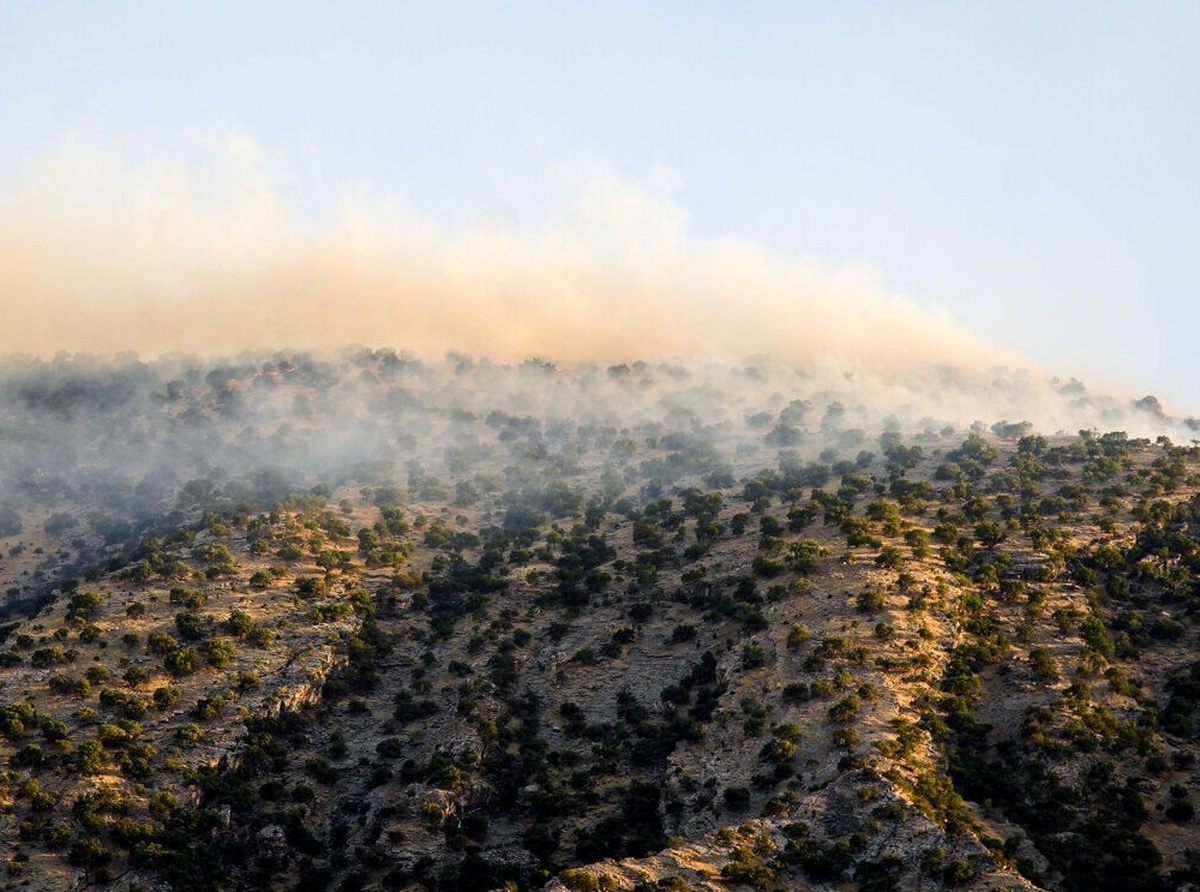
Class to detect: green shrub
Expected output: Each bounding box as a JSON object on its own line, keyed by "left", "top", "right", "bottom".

{"left": 163, "top": 647, "right": 198, "bottom": 677}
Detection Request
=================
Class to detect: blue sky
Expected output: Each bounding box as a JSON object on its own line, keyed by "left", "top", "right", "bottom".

{"left": 3, "top": 2, "right": 1199, "bottom": 410}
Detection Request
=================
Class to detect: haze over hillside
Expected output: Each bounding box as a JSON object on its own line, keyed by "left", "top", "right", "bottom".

{"left": 6, "top": 4, "right": 1200, "bottom": 408}
{"left": 2, "top": 137, "right": 1196, "bottom": 446}
{"left": 0, "top": 347, "right": 1199, "bottom": 891}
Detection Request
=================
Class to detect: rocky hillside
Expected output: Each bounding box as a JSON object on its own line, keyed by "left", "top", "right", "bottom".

{"left": 0, "top": 351, "right": 1198, "bottom": 891}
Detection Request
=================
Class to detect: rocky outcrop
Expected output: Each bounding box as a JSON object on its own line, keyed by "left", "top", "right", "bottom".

{"left": 544, "top": 771, "right": 1045, "bottom": 891}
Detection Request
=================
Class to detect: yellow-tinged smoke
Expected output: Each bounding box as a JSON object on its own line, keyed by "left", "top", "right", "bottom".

{"left": 0, "top": 138, "right": 1015, "bottom": 373}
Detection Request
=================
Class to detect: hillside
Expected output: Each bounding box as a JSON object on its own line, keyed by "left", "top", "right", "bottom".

{"left": 1, "top": 351, "right": 1199, "bottom": 891}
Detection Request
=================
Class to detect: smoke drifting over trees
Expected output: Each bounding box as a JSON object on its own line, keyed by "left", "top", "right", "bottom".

{"left": 0, "top": 347, "right": 1190, "bottom": 617}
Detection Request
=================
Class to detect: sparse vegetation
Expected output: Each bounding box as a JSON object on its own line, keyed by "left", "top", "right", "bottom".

{"left": 0, "top": 351, "right": 1195, "bottom": 890}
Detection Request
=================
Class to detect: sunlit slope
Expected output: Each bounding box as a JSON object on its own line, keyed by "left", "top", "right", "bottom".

{"left": 0, "top": 352, "right": 1198, "bottom": 890}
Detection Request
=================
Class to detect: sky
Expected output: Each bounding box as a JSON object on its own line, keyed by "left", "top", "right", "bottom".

{"left": 1, "top": 2, "right": 1199, "bottom": 411}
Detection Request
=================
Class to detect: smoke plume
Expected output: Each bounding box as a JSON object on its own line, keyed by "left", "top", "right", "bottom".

{"left": 0, "top": 138, "right": 1013, "bottom": 376}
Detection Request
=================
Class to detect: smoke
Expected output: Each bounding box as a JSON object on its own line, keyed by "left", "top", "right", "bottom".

{"left": 2, "top": 137, "right": 1196, "bottom": 626}
{"left": 0, "top": 137, "right": 1014, "bottom": 376}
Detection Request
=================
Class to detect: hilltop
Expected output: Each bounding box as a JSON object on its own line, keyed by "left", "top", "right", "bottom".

{"left": 0, "top": 351, "right": 1198, "bottom": 891}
